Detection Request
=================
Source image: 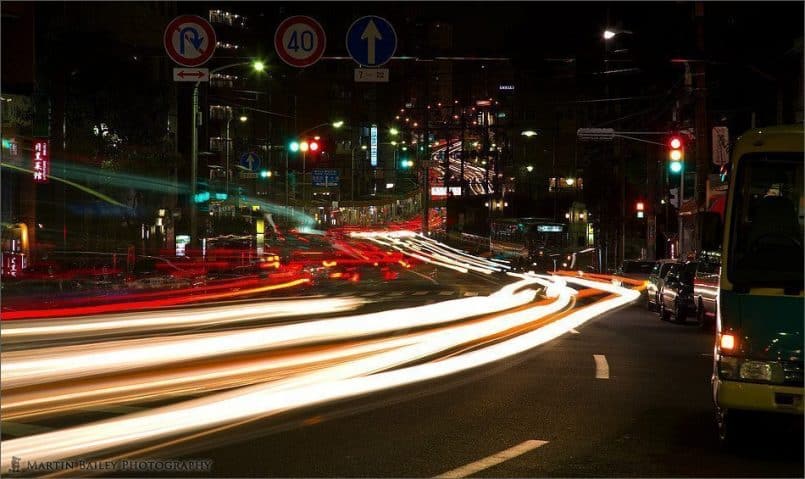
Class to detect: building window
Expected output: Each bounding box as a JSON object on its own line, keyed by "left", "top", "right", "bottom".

{"left": 216, "top": 42, "right": 240, "bottom": 51}
{"left": 210, "top": 74, "right": 238, "bottom": 89}
{"left": 209, "top": 10, "right": 247, "bottom": 28}
{"left": 548, "top": 177, "right": 584, "bottom": 192}
{"left": 209, "top": 137, "right": 226, "bottom": 152}
{"left": 209, "top": 105, "right": 232, "bottom": 121}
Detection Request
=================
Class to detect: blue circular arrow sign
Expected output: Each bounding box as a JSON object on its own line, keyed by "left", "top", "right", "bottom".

{"left": 239, "top": 152, "right": 262, "bottom": 172}
{"left": 346, "top": 16, "right": 397, "bottom": 67}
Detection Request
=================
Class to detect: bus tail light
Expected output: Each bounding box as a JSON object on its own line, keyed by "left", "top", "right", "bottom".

{"left": 720, "top": 333, "right": 736, "bottom": 351}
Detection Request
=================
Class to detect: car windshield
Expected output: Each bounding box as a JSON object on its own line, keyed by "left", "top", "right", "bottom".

{"left": 622, "top": 261, "right": 654, "bottom": 274}
{"left": 728, "top": 153, "right": 804, "bottom": 288}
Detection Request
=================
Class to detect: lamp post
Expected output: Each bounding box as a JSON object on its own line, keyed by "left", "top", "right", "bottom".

{"left": 190, "top": 60, "right": 265, "bottom": 246}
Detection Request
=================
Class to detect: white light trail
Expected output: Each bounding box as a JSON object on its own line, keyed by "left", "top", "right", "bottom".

{"left": 0, "top": 273, "right": 638, "bottom": 469}
{"left": 1, "top": 297, "right": 364, "bottom": 343}
{"left": 1, "top": 276, "right": 542, "bottom": 389}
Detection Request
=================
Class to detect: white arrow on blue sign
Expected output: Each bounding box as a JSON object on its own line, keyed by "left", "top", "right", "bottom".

{"left": 346, "top": 16, "right": 397, "bottom": 67}
{"left": 239, "top": 152, "right": 262, "bottom": 172}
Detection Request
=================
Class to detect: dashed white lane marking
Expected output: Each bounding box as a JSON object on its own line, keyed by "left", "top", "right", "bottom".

{"left": 2, "top": 422, "right": 52, "bottom": 437}
{"left": 463, "top": 291, "right": 479, "bottom": 297}
{"left": 361, "top": 291, "right": 380, "bottom": 297}
{"left": 438, "top": 291, "right": 456, "bottom": 296}
{"left": 412, "top": 291, "right": 430, "bottom": 296}
{"left": 569, "top": 328, "right": 580, "bottom": 334}
{"left": 434, "top": 440, "right": 549, "bottom": 478}
{"left": 593, "top": 354, "right": 610, "bottom": 379}
{"left": 389, "top": 291, "right": 405, "bottom": 296}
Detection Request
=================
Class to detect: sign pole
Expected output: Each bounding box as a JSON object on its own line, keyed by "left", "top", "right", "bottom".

{"left": 191, "top": 84, "right": 199, "bottom": 247}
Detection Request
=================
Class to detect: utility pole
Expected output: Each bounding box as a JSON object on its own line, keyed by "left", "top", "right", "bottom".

{"left": 421, "top": 61, "right": 431, "bottom": 235}
{"left": 693, "top": 1, "right": 709, "bottom": 254}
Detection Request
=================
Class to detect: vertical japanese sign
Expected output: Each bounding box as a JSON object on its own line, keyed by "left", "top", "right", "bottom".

{"left": 2, "top": 253, "right": 22, "bottom": 277}
{"left": 370, "top": 124, "right": 378, "bottom": 167}
{"left": 32, "top": 139, "right": 49, "bottom": 183}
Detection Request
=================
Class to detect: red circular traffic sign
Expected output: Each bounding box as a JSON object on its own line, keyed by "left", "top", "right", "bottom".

{"left": 274, "top": 16, "right": 327, "bottom": 67}
{"left": 164, "top": 15, "right": 217, "bottom": 67}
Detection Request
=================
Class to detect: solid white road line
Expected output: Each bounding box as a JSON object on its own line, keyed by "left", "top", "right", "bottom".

{"left": 439, "top": 291, "right": 456, "bottom": 296}
{"left": 593, "top": 354, "right": 610, "bottom": 379}
{"left": 463, "top": 292, "right": 479, "bottom": 297}
{"left": 412, "top": 291, "right": 430, "bottom": 296}
{"left": 434, "top": 440, "right": 549, "bottom": 478}
{"left": 569, "top": 328, "right": 580, "bottom": 334}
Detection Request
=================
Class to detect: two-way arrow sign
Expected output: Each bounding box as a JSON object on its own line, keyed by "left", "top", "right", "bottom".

{"left": 173, "top": 68, "right": 209, "bottom": 82}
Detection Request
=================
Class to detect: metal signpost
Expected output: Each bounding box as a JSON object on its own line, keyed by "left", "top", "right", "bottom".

{"left": 164, "top": 15, "right": 217, "bottom": 246}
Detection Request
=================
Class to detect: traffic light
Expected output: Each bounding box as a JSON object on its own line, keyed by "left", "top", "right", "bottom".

{"left": 636, "top": 201, "right": 645, "bottom": 219}
{"left": 259, "top": 170, "right": 271, "bottom": 179}
{"left": 400, "top": 159, "right": 414, "bottom": 169}
{"left": 668, "top": 135, "right": 684, "bottom": 174}
{"left": 290, "top": 140, "right": 321, "bottom": 154}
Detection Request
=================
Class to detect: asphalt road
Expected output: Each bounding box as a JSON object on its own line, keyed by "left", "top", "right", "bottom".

{"left": 191, "top": 303, "right": 803, "bottom": 477}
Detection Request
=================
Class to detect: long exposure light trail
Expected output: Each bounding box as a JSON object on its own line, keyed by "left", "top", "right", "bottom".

{"left": 1, "top": 296, "right": 364, "bottom": 344}
{"left": 0, "top": 272, "right": 637, "bottom": 469}
{"left": 1, "top": 276, "right": 542, "bottom": 389}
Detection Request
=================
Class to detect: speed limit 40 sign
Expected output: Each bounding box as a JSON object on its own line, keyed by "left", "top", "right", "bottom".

{"left": 274, "top": 16, "right": 327, "bottom": 67}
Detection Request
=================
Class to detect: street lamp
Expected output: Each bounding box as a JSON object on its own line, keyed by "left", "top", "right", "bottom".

{"left": 389, "top": 127, "right": 399, "bottom": 136}
{"left": 526, "top": 165, "right": 534, "bottom": 172}
{"left": 239, "top": 115, "right": 248, "bottom": 123}
{"left": 190, "top": 59, "right": 266, "bottom": 245}
{"left": 521, "top": 130, "right": 539, "bottom": 137}
{"left": 332, "top": 121, "right": 345, "bottom": 129}
{"left": 603, "top": 28, "right": 633, "bottom": 40}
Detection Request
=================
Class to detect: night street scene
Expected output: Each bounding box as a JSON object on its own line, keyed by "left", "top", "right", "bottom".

{"left": 1, "top": 1, "right": 803, "bottom": 477}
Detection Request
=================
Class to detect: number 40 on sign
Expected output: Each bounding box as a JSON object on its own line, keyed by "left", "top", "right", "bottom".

{"left": 274, "top": 16, "right": 327, "bottom": 68}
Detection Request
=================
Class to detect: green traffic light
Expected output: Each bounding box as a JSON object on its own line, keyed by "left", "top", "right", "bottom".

{"left": 669, "top": 161, "right": 683, "bottom": 174}
{"left": 289, "top": 141, "right": 300, "bottom": 152}
{"left": 260, "top": 170, "right": 271, "bottom": 179}
{"left": 252, "top": 61, "right": 266, "bottom": 72}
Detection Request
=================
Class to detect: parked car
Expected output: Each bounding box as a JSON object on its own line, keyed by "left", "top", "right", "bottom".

{"left": 693, "top": 253, "right": 721, "bottom": 330}
{"left": 659, "top": 261, "right": 699, "bottom": 322}
{"left": 646, "top": 259, "right": 677, "bottom": 311}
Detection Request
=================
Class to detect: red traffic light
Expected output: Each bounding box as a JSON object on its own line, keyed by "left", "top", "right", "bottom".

{"left": 669, "top": 137, "right": 682, "bottom": 149}
{"left": 309, "top": 141, "right": 319, "bottom": 152}
{"left": 636, "top": 201, "right": 645, "bottom": 211}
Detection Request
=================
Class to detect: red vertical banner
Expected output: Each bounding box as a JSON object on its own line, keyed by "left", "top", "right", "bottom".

{"left": 32, "top": 138, "right": 49, "bottom": 182}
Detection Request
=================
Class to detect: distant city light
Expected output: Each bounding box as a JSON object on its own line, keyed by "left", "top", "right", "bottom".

{"left": 603, "top": 30, "right": 616, "bottom": 40}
